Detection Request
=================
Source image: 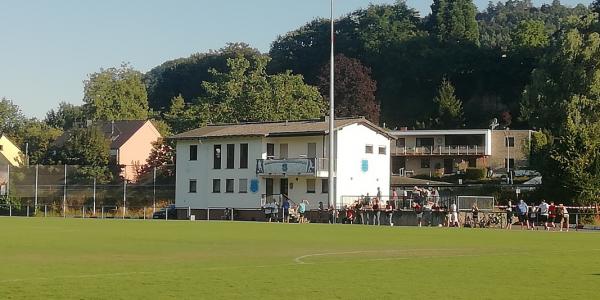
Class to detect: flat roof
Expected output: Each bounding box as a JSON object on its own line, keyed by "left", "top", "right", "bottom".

{"left": 390, "top": 129, "right": 532, "bottom": 136}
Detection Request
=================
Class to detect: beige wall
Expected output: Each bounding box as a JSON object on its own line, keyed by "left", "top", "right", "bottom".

{"left": 0, "top": 135, "right": 24, "bottom": 167}
{"left": 119, "top": 121, "right": 162, "bottom": 181}
{"left": 488, "top": 130, "right": 531, "bottom": 171}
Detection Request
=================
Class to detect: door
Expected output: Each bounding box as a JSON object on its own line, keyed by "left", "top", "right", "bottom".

{"left": 307, "top": 143, "right": 316, "bottom": 158}
{"left": 280, "top": 144, "right": 288, "bottom": 159}
{"left": 266, "top": 178, "right": 274, "bottom": 202}
{"left": 280, "top": 178, "right": 288, "bottom": 198}
{"left": 443, "top": 159, "right": 453, "bottom": 174}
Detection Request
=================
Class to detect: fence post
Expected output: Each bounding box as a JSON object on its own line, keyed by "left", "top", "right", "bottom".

{"left": 27, "top": 205, "right": 30, "bottom": 217}
{"left": 93, "top": 178, "right": 96, "bottom": 216}
{"left": 82, "top": 206, "right": 85, "bottom": 219}
{"left": 165, "top": 207, "right": 168, "bottom": 221}
{"left": 123, "top": 180, "right": 127, "bottom": 220}
{"left": 231, "top": 208, "right": 234, "bottom": 221}
{"left": 188, "top": 206, "right": 191, "bottom": 219}
{"left": 44, "top": 205, "right": 47, "bottom": 217}
{"left": 153, "top": 167, "right": 156, "bottom": 214}
{"left": 575, "top": 212, "right": 579, "bottom": 232}
{"left": 34, "top": 164, "right": 38, "bottom": 215}
{"left": 101, "top": 206, "right": 104, "bottom": 219}
{"left": 9, "top": 204, "right": 11, "bottom": 217}
{"left": 63, "top": 164, "right": 67, "bottom": 218}
{"left": 207, "top": 208, "right": 210, "bottom": 221}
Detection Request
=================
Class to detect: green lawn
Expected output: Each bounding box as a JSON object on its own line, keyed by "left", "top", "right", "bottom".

{"left": 0, "top": 218, "right": 599, "bottom": 299}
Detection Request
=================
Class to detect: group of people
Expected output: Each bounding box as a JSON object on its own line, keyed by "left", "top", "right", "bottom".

{"left": 263, "top": 196, "right": 309, "bottom": 224}
{"left": 511, "top": 199, "right": 570, "bottom": 231}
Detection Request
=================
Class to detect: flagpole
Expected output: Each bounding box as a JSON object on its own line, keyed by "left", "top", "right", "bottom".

{"left": 328, "top": 0, "right": 336, "bottom": 222}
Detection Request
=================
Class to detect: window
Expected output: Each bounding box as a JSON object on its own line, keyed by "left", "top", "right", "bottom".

{"left": 416, "top": 138, "right": 434, "bottom": 147}
{"left": 306, "top": 179, "right": 316, "bottom": 193}
{"left": 468, "top": 158, "right": 477, "bottom": 168}
{"left": 505, "top": 158, "right": 515, "bottom": 169}
{"left": 239, "top": 179, "right": 248, "bottom": 193}
{"left": 225, "top": 179, "right": 234, "bottom": 193}
{"left": 505, "top": 137, "right": 515, "bottom": 147}
{"left": 188, "top": 179, "right": 197, "bottom": 193}
{"left": 212, "top": 179, "right": 221, "bottom": 193}
{"left": 189, "top": 145, "right": 198, "bottom": 161}
{"left": 226, "top": 144, "right": 235, "bottom": 169}
{"left": 267, "top": 143, "right": 275, "bottom": 158}
{"left": 321, "top": 179, "right": 328, "bottom": 194}
{"left": 213, "top": 145, "right": 221, "bottom": 169}
{"left": 307, "top": 143, "right": 317, "bottom": 158}
{"left": 420, "top": 158, "right": 431, "bottom": 169}
{"left": 280, "top": 144, "right": 288, "bottom": 159}
{"left": 239, "top": 143, "right": 248, "bottom": 169}
{"left": 396, "top": 138, "right": 405, "bottom": 148}
{"left": 365, "top": 145, "right": 373, "bottom": 154}
{"left": 378, "top": 146, "right": 387, "bottom": 155}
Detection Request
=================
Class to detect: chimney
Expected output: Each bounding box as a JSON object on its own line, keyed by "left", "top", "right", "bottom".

{"left": 400, "top": 127, "right": 408, "bottom": 131}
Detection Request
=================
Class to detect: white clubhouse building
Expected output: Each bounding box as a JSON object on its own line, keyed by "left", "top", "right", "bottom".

{"left": 171, "top": 117, "right": 393, "bottom": 210}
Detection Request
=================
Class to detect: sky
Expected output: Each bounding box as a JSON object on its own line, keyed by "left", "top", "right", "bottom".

{"left": 0, "top": 0, "right": 593, "bottom": 119}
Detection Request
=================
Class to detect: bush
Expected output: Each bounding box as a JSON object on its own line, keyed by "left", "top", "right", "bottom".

{"left": 465, "top": 168, "right": 486, "bottom": 180}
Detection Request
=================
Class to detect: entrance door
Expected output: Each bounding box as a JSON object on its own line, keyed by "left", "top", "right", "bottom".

{"left": 443, "top": 159, "right": 453, "bottom": 174}
{"left": 280, "top": 178, "right": 288, "bottom": 198}
{"left": 266, "top": 178, "right": 274, "bottom": 202}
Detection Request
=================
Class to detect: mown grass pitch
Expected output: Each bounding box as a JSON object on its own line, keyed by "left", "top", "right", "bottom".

{"left": 1, "top": 218, "right": 599, "bottom": 299}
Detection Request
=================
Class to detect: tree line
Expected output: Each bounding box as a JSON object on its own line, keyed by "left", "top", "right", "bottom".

{"left": 1, "top": 0, "right": 599, "bottom": 203}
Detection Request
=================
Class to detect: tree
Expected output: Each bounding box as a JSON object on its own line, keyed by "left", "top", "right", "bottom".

{"left": 594, "top": 0, "right": 600, "bottom": 15}
{"left": 432, "top": 78, "right": 464, "bottom": 128}
{"left": 144, "top": 43, "right": 261, "bottom": 111}
{"left": 15, "top": 120, "right": 63, "bottom": 165}
{"left": 512, "top": 20, "right": 550, "bottom": 50}
{"left": 200, "top": 55, "right": 326, "bottom": 123}
{"left": 163, "top": 95, "right": 203, "bottom": 134}
{"left": 48, "top": 126, "right": 113, "bottom": 183}
{"left": 44, "top": 102, "right": 85, "bottom": 130}
{"left": 136, "top": 139, "right": 175, "bottom": 184}
{"left": 430, "top": 0, "right": 480, "bottom": 45}
{"left": 0, "top": 97, "right": 26, "bottom": 136}
{"left": 520, "top": 15, "right": 600, "bottom": 204}
{"left": 317, "top": 54, "right": 380, "bottom": 124}
{"left": 83, "top": 64, "right": 149, "bottom": 121}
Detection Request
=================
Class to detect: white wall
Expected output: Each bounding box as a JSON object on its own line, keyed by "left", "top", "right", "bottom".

{"left": 336, "top": 124, "right": 391, "bottom": 206}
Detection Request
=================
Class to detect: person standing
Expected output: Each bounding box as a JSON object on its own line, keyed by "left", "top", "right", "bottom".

{"left": 298, "top": 200, "right": 307, "bottom": 224}
{"left": 385, "top": 201, "right": 394, "bottom": 226}
{"left": 529, "top": 204, "right": 538, "bottom": 230}
{"left": 505, "top": 200, "right": 513, "bottom": 230}
{"left": 471, "top": 203, "right": 480, "bottom": 228}
{"left": 538, "top": 200, "right": 550, "bottom": 230}
{"left": 559, "top": 204, "right": 569, "bottom": 232}
{"left": 376, "top": 187, "right": 382, "bottom": 202}
{"left": 548, "top": 201, "right": 557, "bottom": 230}
{"left": 282, "top": 196, "right": 290, "bottom": 223}
{"left": 518, "top": 200, "right": 528, "bottom": 230}
{"left": 372, "top": 198, "right": 381, "bottom": 226}
{"left": 413, "top": 201, "right": 423, "bottom": 227}
{"left": 450, "top": 202, "right": 460, "bottom": 227}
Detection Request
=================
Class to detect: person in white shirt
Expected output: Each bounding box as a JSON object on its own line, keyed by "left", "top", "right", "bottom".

{"left": 450, "top": 203, "right": 460, "bottom": 227}
{"left": 538, "top": 200, "right": 550, "bottom": 230}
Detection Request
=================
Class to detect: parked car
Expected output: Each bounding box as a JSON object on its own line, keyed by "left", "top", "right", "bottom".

{"left": 152, "top": 204, "right": 177, "bottom": 219}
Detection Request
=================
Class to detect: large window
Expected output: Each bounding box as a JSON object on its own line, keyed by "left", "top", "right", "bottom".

{"left": 239, "top": 179, "right": 248, "bottom": 193}
{"left": 212, "top": 179, "right": 221, "bottom": 193}
{"left": 280, "top": 144, "right": 288, "bottom": 159}
{"left": 225, "top": 179, "right": 234, "bottom": 193}
{"left": 306, "top": 179, "right": 316, "bottom": 193}
{"left": 188, "top": 179, "right": 197, "bottom": 193}
{"left": 213, "top": 145, "right": 221, "bottom": 169}
{"left": 420, "top": 158, "right": 431, "bottom": 169}
{"left": 239, "top": 143, "right": 248, "bottom": 169}
{"left": 307, "top": 143, "right": 317, "bottom": 158}
{"left": 321, "top": 179, "right": 328, "bottom": 194}
{"left": 416, "top": 138, "right": 434, "bottom": 147}
{"left": 267, "top": 143, "right": 275, "bottom": 158}
{"left": 226, "top": 144, "right": 235, "bottom": 169}
{"left": 189, "top": 145, "right": 198, "bottom": 161}
{"left": 505, "top": 137, "right": 515, "bottom": 147}
{"left": 396, "top": 138, "right": 405, "bottom": 148}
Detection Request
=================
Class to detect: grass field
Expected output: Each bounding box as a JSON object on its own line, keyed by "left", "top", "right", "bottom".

{"left": 1, "top": 218, "right": 599, "bottom": 299}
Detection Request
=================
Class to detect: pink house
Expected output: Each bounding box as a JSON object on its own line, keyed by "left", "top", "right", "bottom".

{"left": 55, "top": 120, "right": 162, "bottom": 181}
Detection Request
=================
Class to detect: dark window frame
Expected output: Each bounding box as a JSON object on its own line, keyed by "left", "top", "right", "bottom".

{"left": 225, "top": 179, "right": 234, "bottom": 193}
{"left": 421, "top": 158, "right": 431, "bottom": 169}
{"left": 226, "top": 144, "right": 235, "bottom": 169}
{"left": 306, "top": 179, "right": 316, "bottom": 194}
{"left": 321, "top": 179, "right": 328, "bottom": 194}
{"left": 213, "top": 145, "right": 222, "bottom": 169}
{"left": 239, "top": 143, "right": 249, "bottom": 169}
{"left": 189, "top": 179, "right": 197, "bottom": 193}
{"left": 212, "top": 179, "right": 221, "bottom": 193}
{"left": 239, "top": 179, "right": 248, "bottom": 193}
{"left": 365, "top": 145, "right": 373, "bottom": 154}
{"left": 189, "top": 145, "right": 198, "bottom": 161}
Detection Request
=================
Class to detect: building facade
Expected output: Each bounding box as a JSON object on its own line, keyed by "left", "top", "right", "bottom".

{"left": 172, "top": 118, "right": 392, "bottom": 210}
{"left": 390, "top": 129, "right": 532, "bottom": 178}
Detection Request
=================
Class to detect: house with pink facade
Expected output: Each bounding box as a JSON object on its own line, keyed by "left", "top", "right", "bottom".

{"left": 55, "top": 120, "right": 162, "bottom": 181}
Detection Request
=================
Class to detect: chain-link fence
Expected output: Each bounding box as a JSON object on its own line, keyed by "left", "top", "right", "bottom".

{"left": 0, "top": 164, "right": 175, "bottom": 217}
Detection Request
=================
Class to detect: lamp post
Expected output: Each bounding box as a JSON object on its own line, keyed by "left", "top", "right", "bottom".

{"left": 328, "top": 0, "right": 336, "bottom": 222}
{"left": 505, "top": 127, "right": 512, "bottom": 184}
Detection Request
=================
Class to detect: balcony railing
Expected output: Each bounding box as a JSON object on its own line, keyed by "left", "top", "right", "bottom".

{"left": 391, "top": 145, "right": 486, "bottom": 156}
{"left": 256, "top": 157, "right": 330, "bottom": 177}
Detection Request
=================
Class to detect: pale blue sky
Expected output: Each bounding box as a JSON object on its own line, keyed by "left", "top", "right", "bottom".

{"left": 0, "top": 0, "right": 592, "bottom": 118}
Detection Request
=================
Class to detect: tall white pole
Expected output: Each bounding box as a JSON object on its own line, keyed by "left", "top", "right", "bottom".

{"left": 63, "top": 164, "right": 67, "bottom": 218}
{"left": 328, "top": 0, "right": 336, "bottom": 220}
{"left": 34, "top": 164, "right": 38, "bottom": 212}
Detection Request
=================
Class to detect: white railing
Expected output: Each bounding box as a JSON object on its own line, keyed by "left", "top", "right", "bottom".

{"left": 392, "top": 145, "right": 486, "bottom": 156}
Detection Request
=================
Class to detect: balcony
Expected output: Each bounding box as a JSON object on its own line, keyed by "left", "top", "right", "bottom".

{"left": 256, "top": 157, "right": 330, "bottom": 177}
{"left": 391, "top": 145, "right": 487, "bottom": 156}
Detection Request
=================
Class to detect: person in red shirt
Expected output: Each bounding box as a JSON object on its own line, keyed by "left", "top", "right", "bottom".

{"left": 413, "top": 202, "right": 423, "bottom": 227}
{"left": 548, "top": 201, "right": 557, "bottom": 230}
{"left": 346, "top": 205, "right": 355, "bottom": 224}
